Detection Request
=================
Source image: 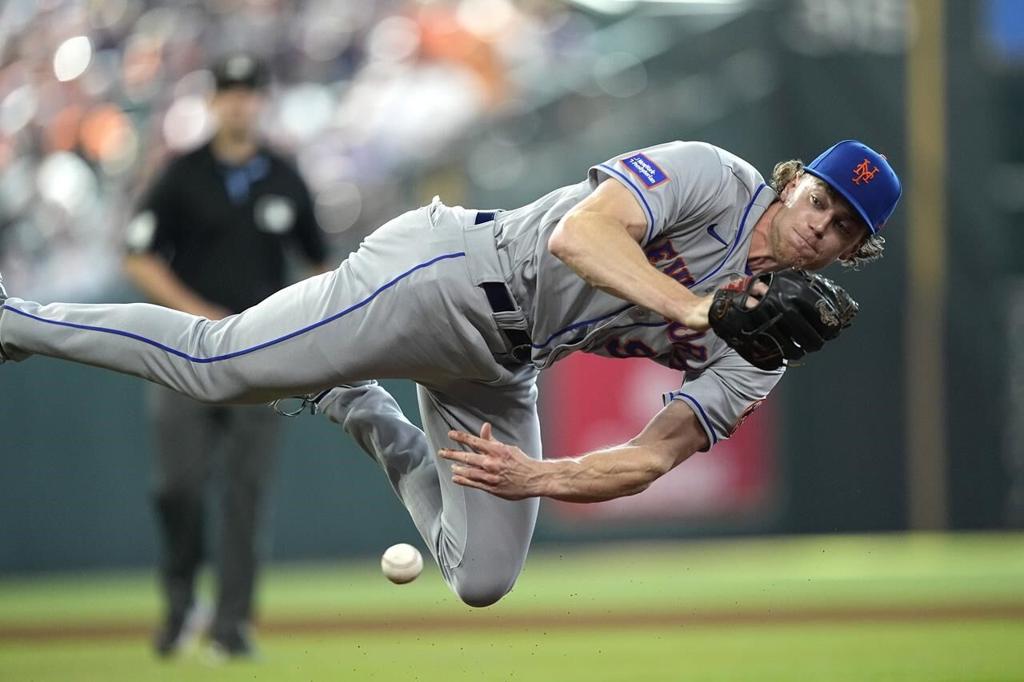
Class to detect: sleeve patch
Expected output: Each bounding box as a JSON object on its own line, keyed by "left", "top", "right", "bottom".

{"left": 620, "top": 153, "right": 669, "bottom": 188}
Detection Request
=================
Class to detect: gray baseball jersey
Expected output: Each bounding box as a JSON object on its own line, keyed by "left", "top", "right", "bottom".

{"left": 497, "top": 140, "right": 784, "bottom": 446}
{"left": 0, "top": 140, "right": 784, "bottom": 605}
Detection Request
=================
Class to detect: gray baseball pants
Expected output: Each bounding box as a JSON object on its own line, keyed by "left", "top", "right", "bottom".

{"left": 0, "top": 200, "right": 541, "bottom": 606}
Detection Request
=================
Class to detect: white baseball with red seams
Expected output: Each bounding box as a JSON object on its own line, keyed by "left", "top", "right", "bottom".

{"left": 381, "top": 543, "right": 423, "bottom": 584}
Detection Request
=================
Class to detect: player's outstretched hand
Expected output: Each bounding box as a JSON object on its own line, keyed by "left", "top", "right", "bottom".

{"left": 440, "top": 424, "right": 541, "bottom": 500}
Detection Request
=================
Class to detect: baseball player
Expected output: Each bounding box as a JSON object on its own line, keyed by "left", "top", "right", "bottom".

{"left": 0, "top": 139, "right": 901, "bottom": 607}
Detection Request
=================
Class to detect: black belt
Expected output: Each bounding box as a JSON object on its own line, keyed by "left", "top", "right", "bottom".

{"left": 475, "top": 211, "right": 532, "bottom": 363}
{"left": 481, "top": 282, "right": 533, "bottom": 364}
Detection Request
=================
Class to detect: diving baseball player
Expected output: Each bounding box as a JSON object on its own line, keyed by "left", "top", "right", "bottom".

{"left": 0, "top": 139, "right": 901, "bottom": 607}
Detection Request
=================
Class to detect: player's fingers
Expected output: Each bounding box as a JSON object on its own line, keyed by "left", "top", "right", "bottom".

{"left": 450, "top": 464, "right": 500, "bottom": 485}
{"left": 448, "top": 429, "right": 499, "bottom": 453}
{"left": 438, "top": 448, "right": 489, "bottom": 468}
{"left": 480, "top": 422, "right": 494, "bottom": 441}
{"left": 451, "top": 474, "right": 494, "bottom": 493}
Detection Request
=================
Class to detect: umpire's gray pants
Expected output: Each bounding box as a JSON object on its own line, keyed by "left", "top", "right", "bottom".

{"left": 149, "top": 385, "right": 279, "bottom": 635}
{"left": 0, "top": 200, "right": 541, "bottom": 606}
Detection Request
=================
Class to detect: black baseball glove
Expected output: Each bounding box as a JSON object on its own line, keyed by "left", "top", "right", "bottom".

{"left": 708, "top": 270, "right": 859, "bottom": 371}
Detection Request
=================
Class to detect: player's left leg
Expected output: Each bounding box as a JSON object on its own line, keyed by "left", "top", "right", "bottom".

{"left": 417, "top": 373, "right": 542, "bottom": 607}
{"left": 316, "top": 368, "right": 541, "bottom": 608}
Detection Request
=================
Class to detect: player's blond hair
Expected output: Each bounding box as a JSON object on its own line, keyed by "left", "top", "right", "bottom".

{"left": 770, "top": 159, "right": 885, "bottom": 269}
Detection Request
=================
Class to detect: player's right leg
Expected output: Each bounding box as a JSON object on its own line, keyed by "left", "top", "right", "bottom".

{"left": 0, "top": 205, "right": 502, "bottom": 403}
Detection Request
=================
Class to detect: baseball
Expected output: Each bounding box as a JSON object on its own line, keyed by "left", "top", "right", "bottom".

{"left": 381, "top": 543, "right": 423, "bottom": 584}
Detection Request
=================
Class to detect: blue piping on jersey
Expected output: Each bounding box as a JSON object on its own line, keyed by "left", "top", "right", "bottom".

{"left": 604, "top": 320, "right": 669, "bottom": 333}
{"left": 693, "top": 183, "right": 766, "bottom": 287}
{"left": 706, "top": 223, "right": 727, "bottom": 247}
{"left": 667, "top": 390, "right": 718, "bottom": 446}
{"left": 5, "top": 251, "right": 467, "bottom": 364}
{"left": 532, "top": 303, "right": 632, "bottom": 349}
{"left": 598, "top": 163, "right": 656, "bottom": 245}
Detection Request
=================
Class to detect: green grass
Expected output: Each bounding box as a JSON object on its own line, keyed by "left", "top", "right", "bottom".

{"left": 2, "top": 533, "right": 1023, "bottom": 681}
{"left": 3, "top": 623, "right": 1024, "bottom": 682}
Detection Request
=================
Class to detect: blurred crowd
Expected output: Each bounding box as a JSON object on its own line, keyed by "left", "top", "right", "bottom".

{"left": 0, "top": 0, "right": 598, "bottom": 300}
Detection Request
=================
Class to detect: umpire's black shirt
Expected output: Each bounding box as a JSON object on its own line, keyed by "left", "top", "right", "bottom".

{"left": 126, "top": 142, "right": 327, "bottom": 313}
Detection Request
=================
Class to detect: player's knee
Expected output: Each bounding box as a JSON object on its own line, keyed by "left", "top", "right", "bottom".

{"left": 454, "top": 581, "right": 511, "bottom": 608}
{"left": 450, "top": 569, "right": 517, "bottom": 608}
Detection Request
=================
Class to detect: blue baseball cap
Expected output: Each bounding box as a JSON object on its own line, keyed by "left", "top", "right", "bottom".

{"left": 803, "top": 140, "right": 901, "bottom": 234}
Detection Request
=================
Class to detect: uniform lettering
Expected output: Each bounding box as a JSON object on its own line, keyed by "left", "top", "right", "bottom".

{"left": 644, "top": 240, "right": 695, "bottom": 287}
{"left": 604, "top": 338, "right": 656, "bottom": 359}
{"left": 604, "top": 242, "right": 705, "bottom": 369}
{"left": 667, "top": 324, "right": 708, "bottom": 373}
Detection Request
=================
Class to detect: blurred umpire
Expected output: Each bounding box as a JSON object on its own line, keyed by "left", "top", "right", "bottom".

{"left": 123, "top": 53, "right": 330, "bottom": 658}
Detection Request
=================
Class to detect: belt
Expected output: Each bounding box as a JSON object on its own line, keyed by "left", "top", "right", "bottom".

{"left": 474, "top": 211, "right": 533, "bottom": 363}
{"left": 481, "top": 282, "right": 533, "bottom": 363}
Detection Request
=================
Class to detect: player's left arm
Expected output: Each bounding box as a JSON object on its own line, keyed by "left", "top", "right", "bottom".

{"left": 439, "top": 400, "right": 707, "bottom": 502}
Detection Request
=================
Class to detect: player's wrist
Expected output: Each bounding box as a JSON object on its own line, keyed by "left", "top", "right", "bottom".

{"left": 678, "top": 296, "right": 712, "bottom": 331}
{"left": 533, "top": 458, "right": 571, "bottom": 499}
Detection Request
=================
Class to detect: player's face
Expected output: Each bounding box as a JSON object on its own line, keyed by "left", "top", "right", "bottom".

{"left": 210, "top": 88, "right": 264, "bottom": 140}
{"left": 769, "top": 174, "right": 868, "bottom": 270}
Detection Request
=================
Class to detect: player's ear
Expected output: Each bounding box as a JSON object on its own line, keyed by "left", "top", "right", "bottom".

{"left": 779, "top": 172, "right": 801, "bottom": 203}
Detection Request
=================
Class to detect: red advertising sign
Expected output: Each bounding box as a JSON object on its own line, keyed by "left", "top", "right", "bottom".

{"left": 540, "top": 353, "right": 779, "bottom": 524}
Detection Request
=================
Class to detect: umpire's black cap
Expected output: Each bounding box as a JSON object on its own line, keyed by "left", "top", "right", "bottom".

{"left": 212, "top": 52, "right": 269, "bottom": 92}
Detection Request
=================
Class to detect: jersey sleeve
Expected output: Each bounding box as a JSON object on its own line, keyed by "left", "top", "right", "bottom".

{"left": 124, "top": 162, "right": 181, "bottom": 260}
{"left": 663, "top": 351, "right": 784, "bottom": 451}
{"left": 589, "top": 141, "right": 727, "bottom": 246}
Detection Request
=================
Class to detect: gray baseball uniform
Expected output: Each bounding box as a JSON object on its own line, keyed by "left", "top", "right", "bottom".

{"left": 0, "top": 140, "right": 783, "bottom": 605}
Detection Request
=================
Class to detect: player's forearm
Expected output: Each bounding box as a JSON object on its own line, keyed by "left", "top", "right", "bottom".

{"left": 536, "top": 444, "right": 676, "bottom": 503}
{"left": 123, "top": 254, "right": 228, "bottom": 318}
{"left": 549, "top": 211, "right": 709, "bottom": 329}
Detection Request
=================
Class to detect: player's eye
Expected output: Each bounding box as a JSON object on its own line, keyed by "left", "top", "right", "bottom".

{"left": 811, "top": 195, "right": 823, "bottom": 209}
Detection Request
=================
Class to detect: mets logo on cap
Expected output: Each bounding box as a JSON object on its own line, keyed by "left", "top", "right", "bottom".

{"left": 851, "top": 159, "right": 880, "bottom": 185}
{"left": 803, "top": 140, "right": 902, "bottom": 235}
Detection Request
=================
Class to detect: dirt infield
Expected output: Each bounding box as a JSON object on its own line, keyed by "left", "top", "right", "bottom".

{"left": 3, "top": 603, "right": 1023, "bottom": 643}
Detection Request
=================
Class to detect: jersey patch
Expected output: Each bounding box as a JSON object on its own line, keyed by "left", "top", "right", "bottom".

{"left": 619, "top": 153, "right": 669, "bottom": 188}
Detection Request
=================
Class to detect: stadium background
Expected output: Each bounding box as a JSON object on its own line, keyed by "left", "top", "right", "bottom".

{"left": 0, "top": 1, "right": 1021, "bottom": 680}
